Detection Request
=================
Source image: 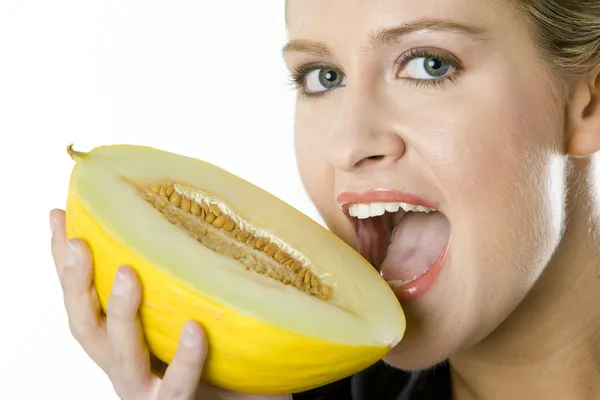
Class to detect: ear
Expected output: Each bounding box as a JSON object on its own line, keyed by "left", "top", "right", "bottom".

{"left": 566, "top": 71, "right": 600, "bottom": 157}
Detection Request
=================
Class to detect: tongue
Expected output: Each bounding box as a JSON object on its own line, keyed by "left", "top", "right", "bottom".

{"left": 380, "top": 212, "right": 450, "bottom": 282}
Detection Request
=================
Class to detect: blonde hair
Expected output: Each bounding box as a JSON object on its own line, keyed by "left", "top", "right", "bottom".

{"left": 518, "top": 0, "right": 600, "bottom": 78}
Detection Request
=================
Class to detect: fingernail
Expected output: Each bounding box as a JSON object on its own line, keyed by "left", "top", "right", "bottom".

{"left": 181, "top": 322, "right": 199, "bottom": 348}
{"left": 49, "top": 212, "right": 57, "bottom": 234}
{"left": 64, "top": 239, "right": 78, "bottom": 268}
{"left": 112, "top": 267, "right": 130, "bottom": 295}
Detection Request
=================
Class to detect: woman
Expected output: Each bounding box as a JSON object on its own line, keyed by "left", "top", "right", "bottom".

{"left": 49, "top": 0, "right": 600, "bottom": 399}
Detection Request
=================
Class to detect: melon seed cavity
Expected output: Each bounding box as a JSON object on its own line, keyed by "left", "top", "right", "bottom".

{"left": 141, "top": 182, "right": 333, "bottom": 300}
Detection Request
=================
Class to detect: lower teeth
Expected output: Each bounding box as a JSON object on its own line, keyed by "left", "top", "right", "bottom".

{"left": 381, "top": 259, "right": 430, "bottom": 288}
{"left": 386, "top": 277, "right": 419, "bottom": 288}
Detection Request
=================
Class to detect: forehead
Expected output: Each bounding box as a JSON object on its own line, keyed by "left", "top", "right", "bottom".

{"left": 285, "top": 0, "right": 519, "bottom": 42}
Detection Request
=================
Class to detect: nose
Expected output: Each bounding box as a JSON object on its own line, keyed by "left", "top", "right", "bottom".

{"left": 325, "top": 87, "right": 406, "bottom": 172}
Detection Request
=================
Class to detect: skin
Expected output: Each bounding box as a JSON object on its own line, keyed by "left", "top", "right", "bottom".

{"left": 49, "top": 0, "right": 600, "bottom": 399}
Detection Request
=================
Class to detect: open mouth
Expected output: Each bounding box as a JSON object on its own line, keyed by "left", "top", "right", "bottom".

{"left": 339, "top": 192, "right": 451, "bottom": 290}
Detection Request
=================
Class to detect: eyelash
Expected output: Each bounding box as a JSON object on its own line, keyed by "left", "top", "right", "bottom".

{"left": 288, "top": 62, "right": 338, "bottom": 101}
{"left": 288, "top": 48, "right": 463, "bottom": 100}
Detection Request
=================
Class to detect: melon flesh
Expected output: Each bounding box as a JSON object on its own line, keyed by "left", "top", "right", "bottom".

{"left": 64, "top": 144, "right": 405, "bottom": 394}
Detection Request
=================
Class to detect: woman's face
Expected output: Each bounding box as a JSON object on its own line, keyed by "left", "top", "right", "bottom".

{"left": 284, "top": 0, "right": 570, "bottom": 369}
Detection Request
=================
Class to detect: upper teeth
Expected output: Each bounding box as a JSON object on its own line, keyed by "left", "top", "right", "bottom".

{"left": 348, "top": 202, "right": 436, "bottom": 219}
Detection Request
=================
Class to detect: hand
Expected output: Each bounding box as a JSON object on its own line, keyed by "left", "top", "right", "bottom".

{"left": 50, "top": 209, "right": 291, "bottom": 400}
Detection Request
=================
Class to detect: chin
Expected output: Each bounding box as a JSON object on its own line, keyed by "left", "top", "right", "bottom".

{"left": 380, "top": 327, "right": 455, "bottom": 371}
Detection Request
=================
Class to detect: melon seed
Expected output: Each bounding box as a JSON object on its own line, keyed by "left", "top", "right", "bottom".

{"left": 181, "top": 197, "right": 192, "bottom": 212}
{"left": 166, "top": 184, "right": 175, "bottom": 197}
{"left": 206, "top": 213, "right": 216, "bottom": 224}
{"left": 190, "top": 201, "right": 201, "bottom": 216}
{"left": 169, "top": 192, "right": 182, "bottom": 207}
{"left": 212, "top": 214, "right": 230, "bottom": 229}
{"left": 141, "top": 183, "right": 332, "bottom": 300}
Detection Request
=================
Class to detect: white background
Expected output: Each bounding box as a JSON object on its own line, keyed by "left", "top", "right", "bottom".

{"left": 0, "top": 2, "right": 324, "bottom": 398}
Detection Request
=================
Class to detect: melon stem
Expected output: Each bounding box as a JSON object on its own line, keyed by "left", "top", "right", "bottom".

{"left": 67, "top": 144, "right": 88, "bottom": 161}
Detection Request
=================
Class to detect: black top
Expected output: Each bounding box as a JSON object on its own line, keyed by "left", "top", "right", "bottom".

{"left": 292, "top": 361, "right": 451, "bottom": 400}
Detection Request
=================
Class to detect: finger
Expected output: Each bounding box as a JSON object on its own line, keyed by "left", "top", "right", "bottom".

{"left": 106, "top": 265, "right": 153, "bottom": 394}
{"left": 50, "top": 209, "right": 67, "bottom": 276}
{"left": 158, "top": 321, "right": 207, "bottom": 400}
{"left": 59, "top": 237, "right": 112, "bottom": 373}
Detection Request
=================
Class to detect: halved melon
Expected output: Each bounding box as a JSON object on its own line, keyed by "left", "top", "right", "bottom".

{"left": 64, "top": 144, "right": 405, "bottom": 394}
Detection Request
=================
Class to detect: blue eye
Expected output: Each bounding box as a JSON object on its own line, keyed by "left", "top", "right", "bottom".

{"left": 304, "top": 67, "right": 346, "bottom": 93}
{"left": 399, "top": 56, "right": 454, "bottom": 80}
{"left": 395, "top": 48, "right": 462, "bottom": 85}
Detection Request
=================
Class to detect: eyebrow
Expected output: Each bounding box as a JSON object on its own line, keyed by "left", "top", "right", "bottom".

{"left": 281, "top": 39, "right": 331, "bottom": 57}
{"left": 282, "top": 18, "right": 486, "bottom": 57}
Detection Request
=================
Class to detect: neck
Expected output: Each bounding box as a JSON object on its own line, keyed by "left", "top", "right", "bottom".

{"left": 450, "top": 157, "right": 600, "bottom": 400}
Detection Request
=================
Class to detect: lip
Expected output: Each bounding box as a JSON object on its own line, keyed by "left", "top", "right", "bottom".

{"left": 385, "top": 241, "right": 450, "bottom": 302}
{"left": 337, "top": 188, "right": 448, "bottom": 301}
{"left": 337, "top": 189, "right": 440, "bottom": 211}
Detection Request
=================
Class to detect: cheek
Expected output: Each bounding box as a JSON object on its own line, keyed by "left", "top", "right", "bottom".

{"left": 437, "top": 72, "right": 567, "bottom": 300}
{"left": 294, "top": 104, "right": 358, "bottom": 245}
{"left": 294, "top": 106, "right": 335, "bottom": 214}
